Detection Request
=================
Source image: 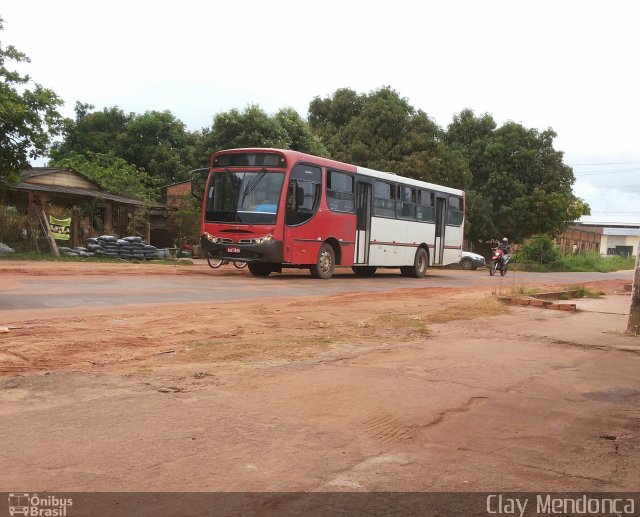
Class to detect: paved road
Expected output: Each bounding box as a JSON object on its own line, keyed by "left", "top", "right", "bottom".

{"left": 1, "top": 260, "right": 634, "bottom": 311}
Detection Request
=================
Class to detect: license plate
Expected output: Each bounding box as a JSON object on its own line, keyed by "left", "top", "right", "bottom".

{"left": 227, "top": 247, "right": 241, "bottom": 254}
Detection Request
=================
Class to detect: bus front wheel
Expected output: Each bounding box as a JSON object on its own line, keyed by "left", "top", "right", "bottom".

{"left": 310, "top": 243, "right": 335, "bottom": 279}
{"left": 248, "top": 262, "right": 273, "bottom": 277}
{"left": 401, "top": 248, "right": 428, "bottom": 278}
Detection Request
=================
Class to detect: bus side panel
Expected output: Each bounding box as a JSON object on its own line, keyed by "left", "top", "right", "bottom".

{"left": 285, "top": 210, "right": 356, "bottom": 266}
{"left": 442, "top": 224, "right": 464, "bottom": 265}
{"left": 369, "top": 217, "right": 413, "bottom": 266}
{"left": 407, "top": 222, "right": 436, "bottom": 265}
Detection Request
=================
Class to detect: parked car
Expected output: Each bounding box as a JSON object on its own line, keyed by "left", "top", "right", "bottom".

{"left": 460, "top": 251, "right": 486, "bottom": 270}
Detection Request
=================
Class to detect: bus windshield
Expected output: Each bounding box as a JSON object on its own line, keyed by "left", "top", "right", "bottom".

{"left": 205, "top": 170, "right": 285, "bottom": 224}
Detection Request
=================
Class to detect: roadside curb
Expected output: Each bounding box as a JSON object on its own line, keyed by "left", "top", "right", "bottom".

{"left": 499, "top": 295, "right": 577, "bottom": 311}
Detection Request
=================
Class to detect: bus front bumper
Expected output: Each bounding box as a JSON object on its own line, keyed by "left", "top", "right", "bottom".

{"left": 200, "top": 235, "right": 284, "bottom": 263}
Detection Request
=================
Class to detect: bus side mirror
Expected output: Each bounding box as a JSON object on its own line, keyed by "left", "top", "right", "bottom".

{"left": 190, "top": 168, "right": 209, "bottom": 201}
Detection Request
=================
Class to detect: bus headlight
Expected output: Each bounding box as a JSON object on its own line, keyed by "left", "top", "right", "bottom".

{"left": 204, "top": 232, "right": 220, "bottom": 244}
{"left": 256, "top": 234, "right": 273, "bottom": 245}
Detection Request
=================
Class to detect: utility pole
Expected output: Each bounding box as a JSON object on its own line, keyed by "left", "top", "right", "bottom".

{"left": 628, "top": 251, "right": 640, "bottom": 335}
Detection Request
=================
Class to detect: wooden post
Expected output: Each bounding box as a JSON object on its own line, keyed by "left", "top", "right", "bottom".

{"left": 628, "top": 251, "right": 640, "bottom": 334}
{"left": 72, "top": 207, "right": 80, "bottom": 248}
{"left": 27, "top": 191, "right": 34, "bottom": 216}
{"left": 38, "top": 204, "right": 60, "bottom": 257}
{"left": 104, "top": 204, "right": 113, "bottom": 234}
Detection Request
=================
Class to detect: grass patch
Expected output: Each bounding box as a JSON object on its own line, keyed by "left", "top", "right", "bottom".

{"left": 604, "top": 328, "right": 640, "bottom": 337}
{"left": 512, "top": 285, "right": 542, "bottom": 296}
{"left": 191, "top": 335, "right": 335, "bottom": 361}
{"left": 514, "top": 252, "right": 635, "bottom": 273}
{"left": 566, "top": 284, "right": 604, "bottom": 299}
{"left": 511, "top": 284, "right": 605, "bottom": 300}
{"left": 427, "top": 296, "right": 509, "bottom": 323}
{"left": 374, "top": 297, "right": 508, "bottom": 333}
{"left": 510, "top": 284, "right": 604, "bottom": 299}
{"left": 376, "top": 313, "right": 429, "bottom": 335}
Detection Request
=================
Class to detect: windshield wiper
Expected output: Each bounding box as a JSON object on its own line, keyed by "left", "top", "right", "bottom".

{"left": 243, "top": 168, "right": 267, "bottom": 196}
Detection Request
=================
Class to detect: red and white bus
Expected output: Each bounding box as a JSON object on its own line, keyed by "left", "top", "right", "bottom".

{"left": 191, "top": 148, "right": 465, "bottom": 279}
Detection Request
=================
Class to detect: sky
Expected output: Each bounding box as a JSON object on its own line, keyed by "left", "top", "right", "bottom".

{"left": 2, "top": 0, "right": 639, "bottom": 222}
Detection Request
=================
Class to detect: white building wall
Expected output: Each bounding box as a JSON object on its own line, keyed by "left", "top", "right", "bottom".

{"left": 600, "top": 232, "right": 639, "bottom": 257}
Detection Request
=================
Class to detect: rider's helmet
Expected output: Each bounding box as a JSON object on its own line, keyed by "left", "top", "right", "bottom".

{"left": 502, "top": 237, "right": 509, "bottom": 243}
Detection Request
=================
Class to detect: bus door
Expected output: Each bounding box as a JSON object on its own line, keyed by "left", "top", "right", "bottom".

{"left": 354, "top": 180, "right": 372, "bottom": 264}
{"left": 433, "top": 196, "right": 447, "bottom": 265}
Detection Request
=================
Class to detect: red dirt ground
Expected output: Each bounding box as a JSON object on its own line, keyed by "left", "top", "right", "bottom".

{"left": 0, "top": 261, "right": 638, "bottom": 496}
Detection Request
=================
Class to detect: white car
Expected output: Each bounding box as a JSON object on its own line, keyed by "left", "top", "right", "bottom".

{"left": 460, "top": 251, "right": 486, "bottom": 270}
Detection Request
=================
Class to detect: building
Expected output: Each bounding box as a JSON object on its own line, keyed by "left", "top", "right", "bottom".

{"left": 560, "top": 215, "right": 640, "bottom": 257}
{"left": 554, "top": 226, "right": 602, "bottom": 255}
{"left": 1, "top": 167, "right": 145, "bottom": 249}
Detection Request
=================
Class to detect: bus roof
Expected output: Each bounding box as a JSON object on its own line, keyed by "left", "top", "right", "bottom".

{"left": 213, "top": 148, "right": 465, "bottom": 196}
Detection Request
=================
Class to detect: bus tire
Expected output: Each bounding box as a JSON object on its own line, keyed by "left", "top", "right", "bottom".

{"left": 401, "top": 248, "right": 428, "bottom": 278}
{"left": 352, "top": 266, "right": 377, "bottom": 277}
{"left": 310, "top": 243, "right": 335, "bottom": 279}
{"left": 248, "top": 262, "right": 272, "bottom": 277}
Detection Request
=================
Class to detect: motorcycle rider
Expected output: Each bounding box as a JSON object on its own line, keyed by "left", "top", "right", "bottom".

{"left": 496, "top": 237, "right": 512, "bottom": 266}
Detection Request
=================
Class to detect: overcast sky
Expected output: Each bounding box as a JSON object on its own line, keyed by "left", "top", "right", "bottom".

{"left": 3, "top": 0, "right": 639, "bottom": 221}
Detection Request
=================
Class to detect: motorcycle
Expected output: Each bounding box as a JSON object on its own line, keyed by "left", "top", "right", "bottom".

{"left": 489, "top": 248, "right": 509, "bottom": 276}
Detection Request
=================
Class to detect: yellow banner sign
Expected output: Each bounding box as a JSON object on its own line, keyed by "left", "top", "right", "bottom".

{"left": 49, "top": 216, "right": 71, "bottom": 241}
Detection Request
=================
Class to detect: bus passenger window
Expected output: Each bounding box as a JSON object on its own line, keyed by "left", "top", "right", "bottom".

{"left": 373, "top": 181, "right": 396, "bottom": 218}
{"left": 327, "top": 171, "right": 355, "bottom": 213}
{"left": 417, "top": 190, "right": 435, "bottom": 222}
{"left": 447, "top": 196, "right": 464, "bottom": 226}
{"left": 397, "top": 186, "right": 416, "bottom": 220}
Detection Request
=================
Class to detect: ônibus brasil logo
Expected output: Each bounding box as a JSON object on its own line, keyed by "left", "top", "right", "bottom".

{"left": 8, "top": 493, "right": 73, "bottom": 516}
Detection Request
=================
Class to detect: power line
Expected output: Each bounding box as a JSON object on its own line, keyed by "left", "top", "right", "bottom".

{"left": 569, "top": 161, "right": 640, "bottom": 166}
{"left": 574, "top": 167, "right": 640, "bottom": 176}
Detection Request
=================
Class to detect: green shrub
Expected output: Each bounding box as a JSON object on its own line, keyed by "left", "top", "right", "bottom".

{"left": 519, "top": 235, "right": 561, "bottom": 264}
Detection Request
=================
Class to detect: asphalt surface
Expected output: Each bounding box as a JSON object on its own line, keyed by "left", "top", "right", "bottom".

{"left": 1, "top": 262, "right": 634, "bottom": 310}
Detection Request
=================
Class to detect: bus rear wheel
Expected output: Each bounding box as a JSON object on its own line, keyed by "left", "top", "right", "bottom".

{"left": 310, "top": 243, "right": 335, "bottom": 279}
{"left": 248, "top": 262, "right": 273, "bottom": 277}
{"left": 401, "top": 248, "right": 428, "bottom": 278}
{"left": 352, "top": 266, "right": 377, "bottom": 277}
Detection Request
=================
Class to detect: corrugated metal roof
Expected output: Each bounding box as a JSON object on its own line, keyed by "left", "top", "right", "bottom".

{"left": 603, "top": 227, "right": 640, "bottom": 236}
{"left": 578, "top": 214, "right": 640, "bottom": 226}
{"left": 22, "top": 167, "right": 100, "bottom": 187}
{"left": 13, "top": 181, "right": 144, "bottom": 206}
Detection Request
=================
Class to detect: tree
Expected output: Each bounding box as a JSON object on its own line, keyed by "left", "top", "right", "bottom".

{"left": 50, "top": 103, "right": 130, "bottom": 160}
{"left": 50, "top": 151, "right": 159, "bottom": 201}
{"left": 273, "top": 108, "right": 328, "bottom": 156}
{"left": 0, "top": 17, "right": 67, "bottom": 185}
{"left": 202, "top": 104, "right": 291, "bottom": 152}
{"left": 445, "top": 109, "right": 590, "bottom": 242}
{"left": 199, "top": 104, "right": 330, "bottom": 158}
{"left": 121, "top": 110, "right": 201, "bottom": 183}
{"left": 308, "top": 86, "right": 471, "bottom": 189}
{"left": 51, "top": 103, "right": 202, "bottom": 184}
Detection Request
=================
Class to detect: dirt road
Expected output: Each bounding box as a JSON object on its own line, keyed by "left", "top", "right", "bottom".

{"left": 0, "top": 261, "right": 639, "bottom": 498}
{"left": 0, "top": 258, "right": 634, "bottom": 310}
